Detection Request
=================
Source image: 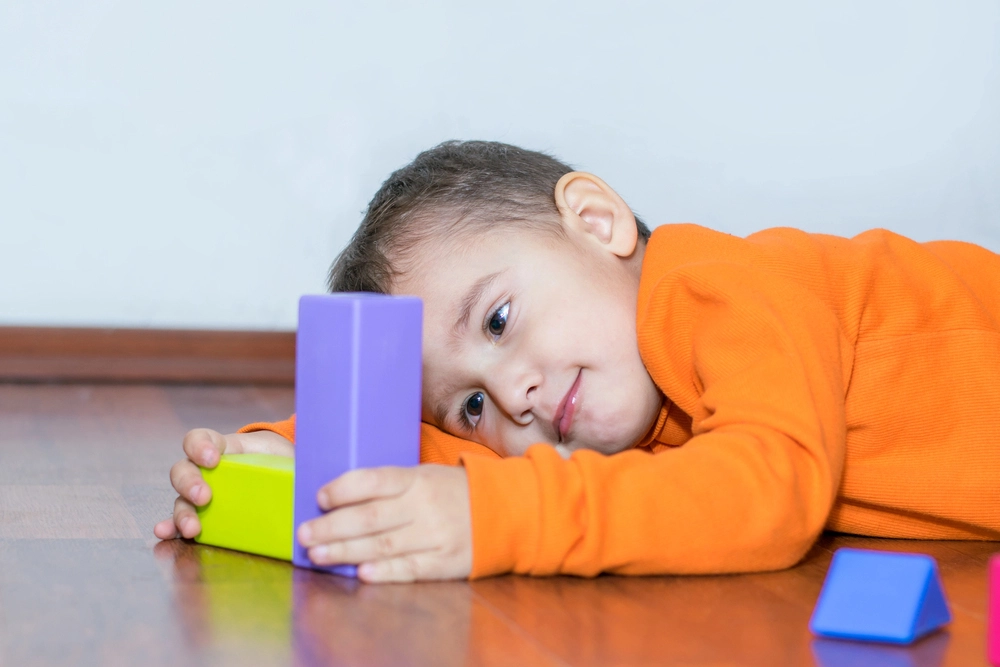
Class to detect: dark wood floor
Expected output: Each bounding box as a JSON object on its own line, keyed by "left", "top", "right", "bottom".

{"left": 0, "top": 383, "right": 995, "bottom": 666}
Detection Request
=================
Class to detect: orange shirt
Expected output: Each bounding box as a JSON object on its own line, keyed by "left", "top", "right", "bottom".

{"left": 242, "top": 224, "right": 1000, "bottom": 578}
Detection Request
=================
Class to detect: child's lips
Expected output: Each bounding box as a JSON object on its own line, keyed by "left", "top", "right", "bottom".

{"left": 553, "top": 370, "right": 582, "bottom": 442}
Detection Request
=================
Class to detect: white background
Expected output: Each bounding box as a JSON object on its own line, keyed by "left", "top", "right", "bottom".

{"left": 1, "top": 1, "right": 997, "bottom": 330}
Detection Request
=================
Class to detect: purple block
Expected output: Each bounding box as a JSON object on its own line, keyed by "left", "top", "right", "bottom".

{"left": 293, "top": 294, "right": 422, "bottom": 576}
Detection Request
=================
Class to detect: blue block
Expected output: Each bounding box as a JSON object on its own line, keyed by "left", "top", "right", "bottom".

{"left": 810, "top": 548, "right": 951, "bottom": 644}
{"left": 293, "top": 294, "right": 423, "bottom": 577}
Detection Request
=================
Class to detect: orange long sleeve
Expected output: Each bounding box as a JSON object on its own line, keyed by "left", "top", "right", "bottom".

{"left": 239, "top": 415, "right": 297, "bottom": 444}
{"left": 463, "top": 225, "right": 1000, "bottom": 577}
{"left": 239, "top": 415, "right": 496, "bottom": 464}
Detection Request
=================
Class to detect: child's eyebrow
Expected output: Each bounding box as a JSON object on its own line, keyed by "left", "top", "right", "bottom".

{"left": 452, "top": 270, "right": 506, "bottom": 336}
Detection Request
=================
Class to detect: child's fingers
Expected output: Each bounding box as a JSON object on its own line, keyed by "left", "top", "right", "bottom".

{"left": 181, "top": 428, "right": 241, "bottom": 468}
{"left": 169, "top": 458, "right": 212, "bottom": 506}
{"left": 153, "top": 517, "right": 179, "bottom": 540}
{"left": 357, "top": 552, "right": 450, "bottom": 584}
{"left": 298, "top": 497, "right": 411, "bottom": 548}
{"left": 233, "top": 430, "right": 295, "bottom": 457}
{"left": 317, "top": 466, "right": 414, "bottom": 510}
{"left": 306, "top": 525, "right": 426, "bottom": 567}
{"left": 171, "top": 496, "right": 201, "bottom": 539}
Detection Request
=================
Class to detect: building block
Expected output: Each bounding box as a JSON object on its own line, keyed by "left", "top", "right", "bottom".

{"left": 195, "top": 453, "right": 294, "bottom": 561}
{"left": 194, "top": 294, "right": 423, "bottom": 576}
{"left": 990, "top": 554, "right": 1000, "bottom": 666}
{"left": 293, "top": 294, "right": 422, "bottom": 576}
{"left": 809, "top": 548, "right": 951, "bottom": 644}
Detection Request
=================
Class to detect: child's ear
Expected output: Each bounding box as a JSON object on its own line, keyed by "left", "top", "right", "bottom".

{"left": 553, "top": 172, "right": 638, "bottom": 258}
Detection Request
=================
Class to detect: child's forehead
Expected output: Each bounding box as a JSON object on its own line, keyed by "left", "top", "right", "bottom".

{"left": 395, "top": 230, "right": 563, "bottom": 311}
{"left": 415, "top": 224, "right": 567, "bottom": 269}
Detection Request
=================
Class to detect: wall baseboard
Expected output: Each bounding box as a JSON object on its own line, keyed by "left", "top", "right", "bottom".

{"left": 0, "top": 327, "right": 295, "bottom": 385}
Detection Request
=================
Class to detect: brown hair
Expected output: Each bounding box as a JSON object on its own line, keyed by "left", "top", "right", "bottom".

{"left": 327, "top": 140, "right": 651, "bottom": 294}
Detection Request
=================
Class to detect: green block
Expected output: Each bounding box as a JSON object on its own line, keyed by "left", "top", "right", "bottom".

{"left": 195, "top": 454, "right": 294, "bottom": 561}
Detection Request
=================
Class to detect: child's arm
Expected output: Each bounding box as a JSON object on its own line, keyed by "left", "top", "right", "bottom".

{"left": 153, "top": 428, "right": 294, "bottom": 540}
{"left": 236, "top": 415, "right": 498, "bottom": 466}
{"left": 459, "top": 260, "right": 851, "bottom": 577}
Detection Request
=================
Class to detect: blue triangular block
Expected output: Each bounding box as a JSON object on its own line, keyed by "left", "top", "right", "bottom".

{"left": 912, "top": 566, "right": 951, "bottom": 638}
{"left": 809, "top": 548, "right": 951, "bottom": 644}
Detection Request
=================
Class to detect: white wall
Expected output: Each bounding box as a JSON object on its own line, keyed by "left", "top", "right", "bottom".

{"left": 1, "top": 1, "right": 997, "bottom": 330}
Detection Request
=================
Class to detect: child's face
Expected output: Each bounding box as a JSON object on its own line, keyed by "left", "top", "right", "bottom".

{"left": 393, "top": 212, "right": 662, "bottom": 458}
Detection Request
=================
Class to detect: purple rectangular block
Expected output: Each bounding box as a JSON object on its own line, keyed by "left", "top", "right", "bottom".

{"left": 293, "top": 294, "right": 422, "bottom": 576}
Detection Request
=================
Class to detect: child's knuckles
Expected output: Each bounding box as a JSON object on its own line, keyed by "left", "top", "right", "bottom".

{"left": 399, "top": 554, "right": 424, "bottom": 580}
{"left": 180, "top": 428, "right": 201, "bottom": 451}
{"left": 370, "top": 466, "right": 411, "bottom": 493}
{"left": 374, "top": 532, "right": 397, "bottom": 558}
{"left": 361, "top": 467, "right": 390, "bottom": 492}
{"left": 175, "top": 512, "right": 199, "bottom": 539}
{"left": 168, "top": 458, "right": 188, "bottom": 480}
{"left": 224, "top": 432, "right": 249, "bottom": 454}
{"left": 173, "top": 496, "right": 197, "bottom": 520}
{"left": 169, "top": 461, "right": 201, "bottom": 494}
{"left": 360, "top": 503, "right": 384, "bottom": 532}
{"left": 370, "top": 555, "right": 420, "bottom": 583}
{"left": 211, "top": 431, "right": 235, "bottom": 455}
{"left": 183, "top": 428, "right": 214, "bottom": 452}
{"left": 340, "top": 468, "right": 385, "bottom": 498}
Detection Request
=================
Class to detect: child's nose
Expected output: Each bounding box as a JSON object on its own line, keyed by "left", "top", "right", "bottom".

{"left": 490, "top": 366, "right": 542, "bottom": 425}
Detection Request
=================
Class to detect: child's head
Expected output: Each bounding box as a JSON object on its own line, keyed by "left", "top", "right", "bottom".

{"left": 329, "top": 141, "right": 663, "bottom": 457}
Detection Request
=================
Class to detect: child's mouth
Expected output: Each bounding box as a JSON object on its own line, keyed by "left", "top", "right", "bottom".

{"left": 554, "top": 370, "right": 583, "bottom": 442}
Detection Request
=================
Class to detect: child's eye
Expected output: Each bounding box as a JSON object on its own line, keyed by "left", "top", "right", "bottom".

{"left": 459, "top": 391, "right": 485, "bottom": 430}
{"left": 486, "top": 302, "right": 509, "bottom": 339}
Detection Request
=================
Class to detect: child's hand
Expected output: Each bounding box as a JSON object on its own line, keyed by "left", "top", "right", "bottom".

{"left": 153, "top": 428, "right": 294, "bottom": 541}
{"left": 297, "top": 465, "right": 472, "bottom": 583}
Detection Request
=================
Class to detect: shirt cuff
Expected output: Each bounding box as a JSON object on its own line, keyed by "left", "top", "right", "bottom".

{"left": 460, "top": 450, "right": 543, "bottom": 578}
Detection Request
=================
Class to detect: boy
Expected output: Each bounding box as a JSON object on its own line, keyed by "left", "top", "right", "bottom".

{"left": 155, "top": 141, "right": 1000, "bottom": 583}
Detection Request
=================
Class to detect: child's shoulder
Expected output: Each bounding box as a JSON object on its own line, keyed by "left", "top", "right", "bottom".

{"left": 645, "top": 223, "right": 933, "bottom": 276}
{"left": 645, "top": 223, "right": 821, "bottom": 274}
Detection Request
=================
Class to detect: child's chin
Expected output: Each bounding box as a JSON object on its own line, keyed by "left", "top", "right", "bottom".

{"left": 604, "top": 441, "right": 640, "bottom": 456}
{"left": 569, "top": 439, "right": 635, "bottom": 457}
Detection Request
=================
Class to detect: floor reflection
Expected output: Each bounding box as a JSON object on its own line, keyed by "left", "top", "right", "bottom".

{"left": 811, "top": 632, "right": 950, "bottom": 667}
{"left": 291, "top": 567, "right": 474, "bottom": 667}
{"left": 154, "top": 539, "right": 294, "bottom": 663}
{"left": 469, "top": 572, "right": 820, "bottom": 665}
{"left": 154, "top": 540, "right": 476, "bottom": 666}
{"left": 151, "top": 540, "right": 958, "bottom": 666}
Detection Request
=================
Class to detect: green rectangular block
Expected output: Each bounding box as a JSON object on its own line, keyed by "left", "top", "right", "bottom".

{"left": 195, "top": 454, "right": 294, "bottom": 561}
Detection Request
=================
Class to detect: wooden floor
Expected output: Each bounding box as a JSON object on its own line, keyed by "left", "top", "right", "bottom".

{"left": 0, "top": 383, "right": 995, "bottom": 667}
